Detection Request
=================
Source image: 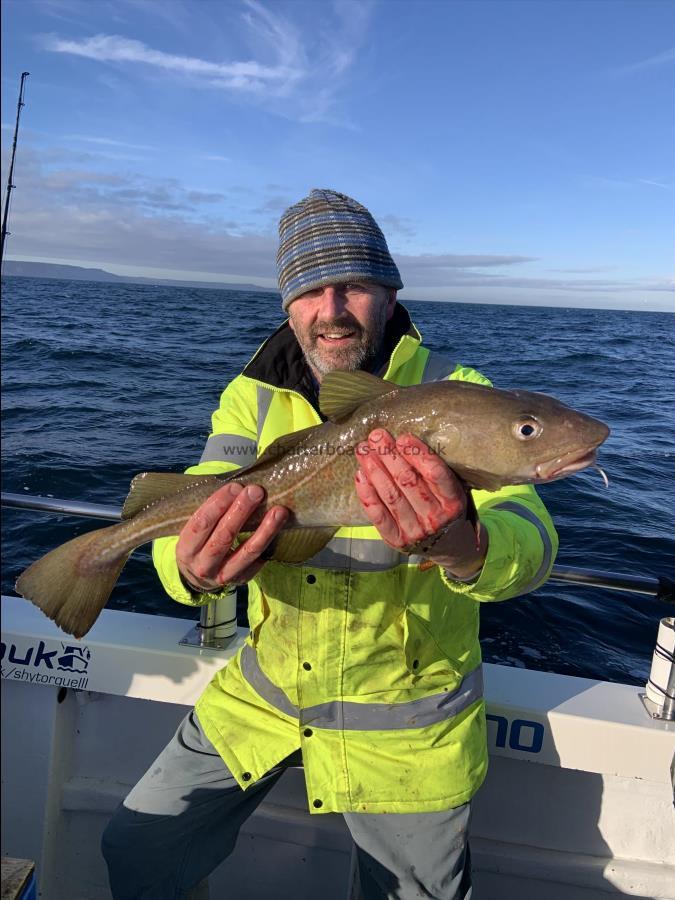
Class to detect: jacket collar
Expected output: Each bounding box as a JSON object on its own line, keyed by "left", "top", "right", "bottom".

{"left": 242, "top": 303, "right": 421, "bottom": 406}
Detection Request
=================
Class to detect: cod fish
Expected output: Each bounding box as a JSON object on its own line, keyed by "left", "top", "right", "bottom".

{"left": 16, "top": 370, "right": 610, "bottom": 638}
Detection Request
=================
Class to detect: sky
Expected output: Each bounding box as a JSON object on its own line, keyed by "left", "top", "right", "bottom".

{"left": 1, "top": 0, "right": 673, "bottom": 311}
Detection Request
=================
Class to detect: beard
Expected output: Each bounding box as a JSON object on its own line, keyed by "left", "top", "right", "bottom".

{"left": 291, "top": 304, "right": 390, "bottom": 376}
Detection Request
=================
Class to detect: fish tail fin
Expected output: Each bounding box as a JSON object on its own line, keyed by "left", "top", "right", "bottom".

{"left": 16, "top": 526, "right": 129, "bottom": 638}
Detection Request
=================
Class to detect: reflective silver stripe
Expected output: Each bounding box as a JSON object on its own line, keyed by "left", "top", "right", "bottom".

{"left": 199, "top": 433, "right": 257, "bottom": 465}
{"left": 301, "top": 666, "right": 483, "bottom": 731}
{"left": 421, "top": 351, "right": 456, "bottom": 383}
{"left": 240, "top": 644, "right": 299, "bottom": 719}
{"left": 491, "top": 501, "right": 554, "bottom": 593}
{"left": 256, "top": 386, "right": 273, "bottom": 443}
{"left": 306, "top": 536, "right": 423, "bottom": 572}
{"left": 240, "top": 644, "right": 483, "bottom": 731}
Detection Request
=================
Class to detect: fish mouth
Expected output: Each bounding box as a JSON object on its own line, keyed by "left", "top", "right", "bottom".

{"left": 534, "top": 446, "right": 601, "bottom": 482}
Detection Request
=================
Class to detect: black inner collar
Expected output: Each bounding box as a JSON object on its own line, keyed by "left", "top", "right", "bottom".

{"left": 242, "top": 303, "right": 415, "bottom": 411}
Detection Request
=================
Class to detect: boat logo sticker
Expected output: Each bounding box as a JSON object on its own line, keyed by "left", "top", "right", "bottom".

{"left": 56, "top": 644, "right": 91, "bottom": 673}
{"left": 1, "top": 638, "right": 92, "bottom": 690}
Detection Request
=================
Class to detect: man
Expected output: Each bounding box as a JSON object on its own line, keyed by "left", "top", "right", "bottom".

{"left": 102, "top": 189, "right": 558, "bottom": 899}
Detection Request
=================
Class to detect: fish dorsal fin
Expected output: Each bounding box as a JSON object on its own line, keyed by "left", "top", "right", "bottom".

{"left": 122, "top": 473, "right": 220, "bottom": 519}
{"left": 319, "top": 371, "right": 400, "bottom": 422}
{"left": 124, "top": 426, "right": 323, "bottom": 520}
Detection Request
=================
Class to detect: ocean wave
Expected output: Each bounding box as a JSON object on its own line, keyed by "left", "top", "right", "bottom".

{"left": 2, "top": 279, "right": 673, "bottom": 685}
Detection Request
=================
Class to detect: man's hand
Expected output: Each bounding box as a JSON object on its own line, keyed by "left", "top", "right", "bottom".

{"left": 176, "top": 482, "right": 289, "bottom": 593}
{"left": 354, "top": 430, "right": 488, "bottom": 579}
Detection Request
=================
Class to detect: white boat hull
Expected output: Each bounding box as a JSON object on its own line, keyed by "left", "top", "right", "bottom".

{"left": 2, "top": 595, "right": 674, "bottom": 899}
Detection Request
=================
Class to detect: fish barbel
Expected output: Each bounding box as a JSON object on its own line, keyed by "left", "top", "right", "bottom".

{"left": 15, "top": 371, "right": 610, "bottom": 638}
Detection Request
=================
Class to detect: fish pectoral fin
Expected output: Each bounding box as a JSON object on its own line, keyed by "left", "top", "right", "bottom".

{"left": 122, "top": 472, "right": 221, "bottom": 519}
{"left": 265, "top": 527, "right": 338, "bottom": 564}
{"left": 319, "top": 371, "right": 400, "bottom": 422}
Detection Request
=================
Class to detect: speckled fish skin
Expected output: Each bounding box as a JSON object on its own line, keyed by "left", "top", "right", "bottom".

{"left": 15, "top": 378, "right": 610, "bottom": 638}
{"left": 224, "top": 379, "right": 610, "bottom": 529}
{"left": 42, "top": 377, "right": 609, "bottom": 559}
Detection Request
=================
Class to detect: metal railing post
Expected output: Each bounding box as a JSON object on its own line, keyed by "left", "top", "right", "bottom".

{"left": 179, "top": 587, "right": 239, "bottom": 651}
{"left": 642, "top": 617, "right": 675, "bottom": 721}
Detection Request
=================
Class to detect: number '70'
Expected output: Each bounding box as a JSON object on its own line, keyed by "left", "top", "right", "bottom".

{"left": 486, "top": 714, "right": 544, "bottom": 753}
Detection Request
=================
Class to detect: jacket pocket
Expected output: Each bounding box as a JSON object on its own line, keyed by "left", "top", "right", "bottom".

{"left": 402, "top": 608, "right": 462, "bottom": 690}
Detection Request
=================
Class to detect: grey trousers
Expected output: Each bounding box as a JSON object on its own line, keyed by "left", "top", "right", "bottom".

{"left": 101, "top": 711, "right": 472, "bottom": 900}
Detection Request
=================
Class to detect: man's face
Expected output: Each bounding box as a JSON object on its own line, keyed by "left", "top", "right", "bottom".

{"left": 288, "top": 282, "right": 396, "bottom": 378}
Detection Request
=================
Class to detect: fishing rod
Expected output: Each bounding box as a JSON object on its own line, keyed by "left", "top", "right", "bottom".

{"left": 1, "top": 71, "right": 30, "bottom": 266}
{"left": 2, "top": 490, "right": 673, "bottom": 602}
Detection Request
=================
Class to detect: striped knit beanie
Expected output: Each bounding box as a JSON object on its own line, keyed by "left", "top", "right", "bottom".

{"left": 277, "top": 188, "right": 404, "bottom": 310}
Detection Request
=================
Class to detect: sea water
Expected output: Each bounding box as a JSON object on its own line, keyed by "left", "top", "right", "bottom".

{"left": 2, "top": 276, "right": 673, "bottom": 685}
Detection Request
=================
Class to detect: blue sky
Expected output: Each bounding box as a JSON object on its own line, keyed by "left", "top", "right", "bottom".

{"left": 1, "top": 0, "right": 673, "bottom": 310}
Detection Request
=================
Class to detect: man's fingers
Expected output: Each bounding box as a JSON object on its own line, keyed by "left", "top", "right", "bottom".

{"left": 395, "top": 434, "right": 466, "bottom": 521}
{"left": 361, "top": 436, "right": 416, "bottom": 516}
{"left": 177, "top": 482, "right": 277, "bottom": 589}
{"left": 203, "top": 484, "right": 266, "bottom": 560}
{"left": 218, "top": 506, "right": 289, "bottom": 583}
{"left": 356, "top": 437, "right": 426, "bottom": 546}
{"left": 355, "top": 431, "right": 469, "bottom": 552}
{"left": 354, "top": 466, "right": 401, "bottom": 545}
{"left": 177, "top": 482, "right": 243, "bottom": 559}
{"left": 369, "top": 430, "right": 442, "bottom": 524}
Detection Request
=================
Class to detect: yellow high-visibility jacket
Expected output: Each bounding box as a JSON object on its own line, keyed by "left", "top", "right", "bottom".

{"left": 153, "top": 305, "right": 558, "bottom": 814}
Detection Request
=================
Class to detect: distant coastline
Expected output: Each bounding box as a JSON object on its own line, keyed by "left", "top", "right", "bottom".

{"left": 1, "top": 260, "right": 277, "bottom": 294}
{"left": 3, "top": 261, "right": 671, "bottom": 313}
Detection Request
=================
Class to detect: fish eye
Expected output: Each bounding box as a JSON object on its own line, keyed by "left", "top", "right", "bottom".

{"left": 513, "top": 418, "right": 542, "bottom": 440}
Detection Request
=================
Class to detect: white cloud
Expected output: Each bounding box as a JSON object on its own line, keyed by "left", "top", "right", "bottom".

{"left": 67, "top": 134, "right": 155, "bottom": 151}
{"left": 39, "top": 1, "right": 376, "bottom": 123}
{"left": 34, "top": 0, "right": 99, "bottom": 29}
{"left": 43, "top": 33, "right": 297, "bottom": 87}
{"left": 549, "top": 266, "right": 617, "bottom": 275}
{"left": 379, "top": 214, "right": 417, "bottom": 239}
{"left": 638, "top": 178, "right": 673, "bottom": 191}
{"left": 4, "top": 142, "right": 671, "bottom": 309}
{"left": 616, "top": 46, "right": 675, "bottom": 74}
{"left": 397, "top": 253, "right": 538, "bottom": 270}
{"left": 585, "top": 174, "right": 675, "bottom": 192}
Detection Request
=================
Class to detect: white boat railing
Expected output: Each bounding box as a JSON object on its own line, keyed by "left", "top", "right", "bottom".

{"left": 1, "top": 491, "right": 122, "bottom": 521}
{"left": 2, "top": 490, "right": 674, "bottom": 720}
{"left": 3, "top": 490, "right": 673, "bottom": 599}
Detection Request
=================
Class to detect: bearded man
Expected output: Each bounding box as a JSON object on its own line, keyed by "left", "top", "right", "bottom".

{"left": 102, "top": 189, "right": 558, "bottom": 900}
